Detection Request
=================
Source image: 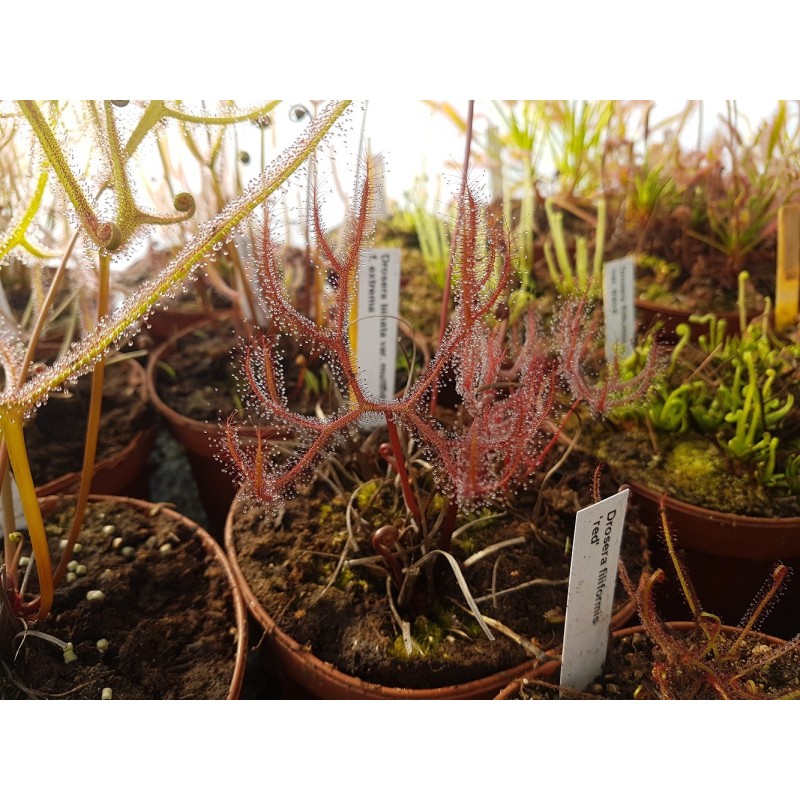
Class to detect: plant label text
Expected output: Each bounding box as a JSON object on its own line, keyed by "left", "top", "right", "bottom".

{"left": 560, "top": 488, "right": 629, "bottom": 694}
{"left": 603, "top": 256, "right": 635, "bottom": 362}
{"left": 355, "top": 248, "right": 401, "bottom": 405}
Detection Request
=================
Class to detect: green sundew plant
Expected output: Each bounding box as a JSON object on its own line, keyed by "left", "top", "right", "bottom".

{"left": 0, "top": 100, "right": 351, "bottom": 625}
{"left": 543, "top": 195, "right": 606, "bottom": 299}
{"left": 621, "top": 102, "right": 697, "bottom": 230}
{"left": 661, "top": 103, "right": 798, "bottom": 291}
{"left": 542, "top": 100, "right": 615, "bottom": 220}
{"left": 404, "top": 175, "right": 452, "bottom": 290}
{"left": 687, "top": 113, "right": 793, "bottom": 283}
{"left": 489, "top": 102, "right": 546, "bottom": 284}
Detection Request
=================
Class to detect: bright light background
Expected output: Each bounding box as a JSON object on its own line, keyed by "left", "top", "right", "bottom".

{"left": 182, "top": 98, "right": 789, "bottom": 232}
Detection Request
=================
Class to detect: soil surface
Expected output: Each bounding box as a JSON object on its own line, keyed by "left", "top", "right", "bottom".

{"left": 154, "top": 320, "right": 253, "bottom": 423}
{"left": 507, "top": 627, "right": 800, "bottom": 699}
{"left": 155, "top": 319, "right": 428, "bottom": 425}
{"left": 0, "top": 498, "right": 240, "bottom": 699}
{"left": 607, "top": 220, "right": 776, "bottom": 315}
{"left": 230, "top": 450, "right": 649, "bottom": 691}
{"left": 25, "top": 359, "right": 154, "bottom": 489}
{"left": 573, "top": 413, "right": 800, "bottom": 518}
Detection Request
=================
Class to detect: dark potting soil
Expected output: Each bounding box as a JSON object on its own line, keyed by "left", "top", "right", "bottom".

{"left": 507, "top": 628, "right": 800, "bottom": 699}
{"left": 230, "top": 452, "right": 649, "bottom": 691}
{"left": 0, "top": 499, "right": 239, "bottom": 699}
{"left": 574, "top": 414, "right": 800, "bottom": 518}
{"left": 607, "top": 218, "right": 776, "bottom": 314}
{"left": 154, "top": 320, "right": 246, "bottom": 423}
{"left": 24, "top": 360, "right": 154, "bottom": 489}
{"left": 155, "top": 320, "right": 428, "bottom": 425}
{"left": 155, "top": 321, "right": 344, "bottom": 425}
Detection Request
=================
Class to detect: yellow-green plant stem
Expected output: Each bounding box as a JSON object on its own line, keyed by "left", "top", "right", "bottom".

{"left": 0, "top": 101, "right": 351, "bottom": 418}
{"left": 0, "top": 101, "right": 349, "bottom": 623}
{"left": 52, "top": 253, "right": 111, "bottom": 589}
{"left": 17, "top": 101, "right": 117, "bottom": 250}
{"left": 0, "top": 410, "right": 52, "bottom": 620}
{"left": 0, "top": 229, "right": 80, "bottom": 577}
{"left": 125, "top": 101, "right": 281, "bottom": 162}
{"left": 1, "top": 470, "right": 16, "bottom": 579}
{"left": 0, "top": 171, "right": 50, "bottom": 264}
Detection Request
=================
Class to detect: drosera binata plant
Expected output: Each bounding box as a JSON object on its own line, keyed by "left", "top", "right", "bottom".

{"left": 0, "top": 100, "right": 352, "bottom": 627}
{"left": 222, "top": 147, "right": 660, "bottom": 659}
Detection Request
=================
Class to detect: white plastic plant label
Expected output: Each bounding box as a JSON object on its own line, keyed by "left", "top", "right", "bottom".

{"left": 560, "top": 488, "right": 629, "bottom": 694}
{"left": 355, "top": 248, "right": 401, "bottom": 402}
{"left": 3, "top": 471, "right": 27, "bottom": 531}
{"left": 603, "top": 256, "right": 635, "bottom": 363}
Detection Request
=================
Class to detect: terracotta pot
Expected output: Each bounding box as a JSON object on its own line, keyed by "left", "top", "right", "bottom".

{"left": 492, "top": 658, "right": 562, "bottom": 700}
{"left": 625, "top": 480, "right": 800, "bottom": 640}
{"left": 12, "top": 494, "right": 248, "bottom": 699}
{"left": 495, "top": 621, "right": 789, "bottom": 699}
{"left": 147, "top": 318, "right": 432, "bottom": 536}
{"left": 147, "top": 305, "right": 232, "bottom": 345}
{"left": 145, "top": 319, "right": 272, "bottom": 536}
{"left": 225, "top": 493, "right": 637, "bottom": 700}
{"left": 636, "top": 297, "right": 765, "bottom": 342}
{"left": 33, "top": 359, "right": 156, "bottom": 500}
{"left": 554, "top": 419, "right": 800, "bottom": 640}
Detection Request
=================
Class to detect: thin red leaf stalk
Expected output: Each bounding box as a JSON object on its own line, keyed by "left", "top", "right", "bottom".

{"left": 223, "top": 159, "right": 657, "bottom": 524}
{"left": 619, "top": 502, "right": 800, "bottom": 699}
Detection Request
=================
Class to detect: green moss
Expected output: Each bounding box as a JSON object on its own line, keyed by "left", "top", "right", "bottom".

{"left": 385, "top": 603, "right": 480, "bottom": 660}
{"left": 334, "top": 566, "right": 370, "bottom": 593}
{"left": 354, "top": 481, "right": 381, "bottom": 510}
{"left": 470, "top": 507, "right": 503, "bottom": 531}
{"left": 665, "top": 439, "right": 726, "bottom": 485}
{"left": 428, "top": 493, "right": 447, "bottom": 516}
{"left": 452, "top": 508, "right": 502, "bottom": 556}
{"left": 388, "top": 614, "right": 448, "bottom": 660}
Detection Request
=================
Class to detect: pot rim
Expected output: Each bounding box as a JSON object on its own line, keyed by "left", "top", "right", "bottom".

{"left": 494, "top": 620, "right": 788, "bottom": 699}
{"left": 34, "top": 359, "right": 155, "bottom": 497}
{"left": 39, "top": 493, "right": 248, "bottom": 700}
{"left": 145, "top": 317, "right": 271, "bottom": 439}
{"left": 224, "top": 492, "right": 636, "bottom": 699}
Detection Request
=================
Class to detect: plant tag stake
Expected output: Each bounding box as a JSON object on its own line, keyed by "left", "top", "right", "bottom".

{"left": 355, "top": 248, "right": 401, "bottom": 414}
{"left": 775, "top": 204, "right": 800, "bottom": 331}
{"left": 560, "top": 488, "right": 629, "bottom": 694}
{"left": 603, "top": 256, "right": 635, "bottom": 363}
{"left": 3, "top": 472, "right": 27, "bottom": 531}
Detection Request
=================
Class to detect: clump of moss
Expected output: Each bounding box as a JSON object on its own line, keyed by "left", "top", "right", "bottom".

{"left": 664, "top": 439, "right": 726, "bottom": 486}
{"left": 318, "top": 496, "right": 347, "bottom": 526}
{"left": 334, "top": 565, "right": 371, "bottom": 594}
{"left": 386, "top": 602, "right": 487, "bottom": 661}
{"left": 354, "top": 481, "right": 381, "bottom": 511}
